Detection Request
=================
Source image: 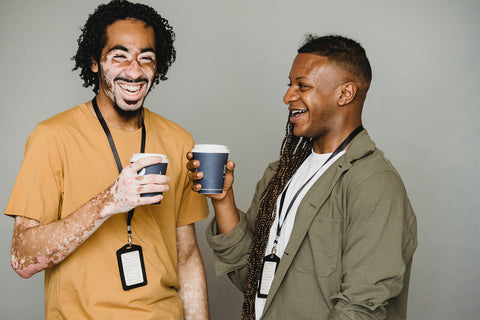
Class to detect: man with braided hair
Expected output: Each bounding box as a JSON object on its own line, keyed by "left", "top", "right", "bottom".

{"left": 188, "top": 34, "right": 417, "bottom": 319}
{"left": 6, "top": 1, "right": 209, "bottom": 319}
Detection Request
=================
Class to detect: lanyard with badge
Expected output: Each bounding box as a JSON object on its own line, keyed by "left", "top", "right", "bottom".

{"left": 92, "top": 97, "right": 148, "bottom": 291}
{"left": 257, "top": 125, "right": 364, "bottom": 298}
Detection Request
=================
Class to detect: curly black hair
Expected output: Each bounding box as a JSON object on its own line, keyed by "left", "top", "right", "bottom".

{"left": 72, "top": 0, "right": 176, "bottom": 93}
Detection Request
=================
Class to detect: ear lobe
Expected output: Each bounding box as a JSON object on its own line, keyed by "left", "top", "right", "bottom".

{"left": 91, "top": 59, "right": 99, "bottom": 73}
{"left": 338, "top": 83, "right": 357, "bottom": 106}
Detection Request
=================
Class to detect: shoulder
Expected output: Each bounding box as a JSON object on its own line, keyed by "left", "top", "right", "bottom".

{"left": 34, "top": 104, "right": 90, "bottom": 134}
{"left": 28, "top": 104, "right": 89, "bottom": 144}
{"left": 344, "top": 130, "right": 401, "bottom": 177}
{"left": 344, "top": 148, "right": 407, "bottom": 198}
{"left": 262, "top": 160, "right": 279, "bottom": 180}
{"left": 144, "top": 109, "right": 194, "bottom": 143}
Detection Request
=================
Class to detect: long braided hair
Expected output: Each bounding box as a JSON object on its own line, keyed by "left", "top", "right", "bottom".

{"left": 240, "top": 34, "right": 372, "bottom": 319}
{"left": 241, "top": 119, "right": 312, "bottom": 319}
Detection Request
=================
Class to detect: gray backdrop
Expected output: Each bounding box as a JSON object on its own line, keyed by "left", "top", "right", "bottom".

{"left": 1, "top": 0, "right": 479, "bottom": 319}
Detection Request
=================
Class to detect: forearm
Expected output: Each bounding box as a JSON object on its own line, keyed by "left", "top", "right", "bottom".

{"left": 11, "top": 188, "right": 113, "bottom": 278}
{"left": 178, "top": 247, "right": 209, "bottom": 320}
{"left": 177, "top": 224, "right": 209, "bottom": 320}
{"left": 211, "top": 189, "right": 239, "bottom": 234}
{"left": 328, "top": 300, "right": 386, "bottom": 320}
{"left": 10, "top": 156, "right": 169, "bottom": 278}
{"left": 206, "top": 211, "right": 253, "bottom": 292}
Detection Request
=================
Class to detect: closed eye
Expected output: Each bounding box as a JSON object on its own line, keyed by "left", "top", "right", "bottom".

{"left": 298, "top": 83, "right": 310, "bottom": 91}
{"left": 140, "top": 57, "right": 154, "bottom": 63}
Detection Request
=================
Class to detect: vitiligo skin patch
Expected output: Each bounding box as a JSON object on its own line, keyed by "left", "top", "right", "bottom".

{"left": 10, "top": 186, "right": 115, "bottom": 278}
{"left": 10, "top": 162, "right": 169, "bottom": 279}
{"left": 176, "top": 225, "right": 209, "bottom": 320}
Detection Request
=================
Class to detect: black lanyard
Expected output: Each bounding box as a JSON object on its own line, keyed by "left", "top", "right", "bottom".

{"left": 272, "top": 125, "right": 364, "bottom": 253}
{"left": 92, "top": 97, "right": 146, "bottom": 245}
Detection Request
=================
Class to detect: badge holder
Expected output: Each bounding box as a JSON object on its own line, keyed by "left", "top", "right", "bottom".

{"left": 116, "top": 221, "right": 148, "bottom": 290}
{"left": 257, "top": 253, "right": 280, "bottom": 298}
{"left": 116, "top": 210, "right": 148, "bottom": 290}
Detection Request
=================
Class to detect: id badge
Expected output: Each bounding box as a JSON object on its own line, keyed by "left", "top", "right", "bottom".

{"left": 257, "top": 254, "right": 280, "bottom": 298}
{"left": 116, "top": 244, "right": 147, "bottom": 291}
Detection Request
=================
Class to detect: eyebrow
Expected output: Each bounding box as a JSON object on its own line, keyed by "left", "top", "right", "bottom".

{"left": 106, "top": 45, "right": 156, "bottom": 54}
{"left": 288, "top": 76, "right": 307, "bottom": 81}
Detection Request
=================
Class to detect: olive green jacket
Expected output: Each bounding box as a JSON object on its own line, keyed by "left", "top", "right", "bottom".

{"left": 206, "top": 130, "right": 417, "bottom": 320}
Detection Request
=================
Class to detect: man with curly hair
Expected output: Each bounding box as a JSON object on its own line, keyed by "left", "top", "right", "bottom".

{"left": 5, "top": 1, "right": 209, "bottom": 319}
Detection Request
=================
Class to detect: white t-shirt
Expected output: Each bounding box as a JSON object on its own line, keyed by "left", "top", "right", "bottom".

{"left": 255, "top": 150, "right": 345, "bottom": 319}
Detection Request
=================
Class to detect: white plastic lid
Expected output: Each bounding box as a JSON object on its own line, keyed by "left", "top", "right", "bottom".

{"left": 130, "top": 153, "right": 169, "bottom": 163}
{"left": 192, "top": 144, "right": 229, "bottom": 153}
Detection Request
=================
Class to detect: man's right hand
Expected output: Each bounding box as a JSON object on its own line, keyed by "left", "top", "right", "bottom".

{"left": 185, "top": 152, "right": 235, "bottom": 201}
{"left": 185, "top": 152, "right": 239, "bottom": 234}
{"left": 102, "top": 155, "right": 170, "bottom": 218}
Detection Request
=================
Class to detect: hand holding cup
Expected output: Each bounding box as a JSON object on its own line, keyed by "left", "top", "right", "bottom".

{"left": 104, "top": 155, "right": 170, "bottom": 217}
{"left": 130, "top": 153, "right": 169, "bottom": 204}
{"left": 186, "top": 144, "right": 235, "bottom": 200}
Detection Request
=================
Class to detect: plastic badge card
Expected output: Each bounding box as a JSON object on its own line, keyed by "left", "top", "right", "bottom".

{"left": 116, "top": 244, "right": 147, "bottom": 290}
{"left": 257, "top": 254, "right": 280, "bottom": 298}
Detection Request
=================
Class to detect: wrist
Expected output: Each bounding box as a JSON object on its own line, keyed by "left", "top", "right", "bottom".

{"left": 93, "top": 188, "right": 116, "bottom": 219}
{"left": 211, "top": 189, "right": 239, "bottom": 234}
{"left": 211, "top": 188, "right": 234, "bottom": 207}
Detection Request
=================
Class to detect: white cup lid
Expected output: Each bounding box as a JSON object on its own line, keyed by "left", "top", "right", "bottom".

{"left": 192, "top": 144, "right": 229, "bottom": 153}
{"left": 130, "top": 153, "right": 169, "bottom": 163}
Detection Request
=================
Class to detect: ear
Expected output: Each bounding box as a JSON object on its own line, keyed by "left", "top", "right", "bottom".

{"left": 338, "top": 82, "right": 357, "bottom": 106}
{"left": 90, "top": 58, "right": 99, "bottom": 73}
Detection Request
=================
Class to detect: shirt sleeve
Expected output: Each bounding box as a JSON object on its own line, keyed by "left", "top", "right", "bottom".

{"left": 329, "top": 170, "right": 417, "bottom": 319}
{"left": 5, "top": 124, "right": 63, "bottom": 224}
{"left": 206, "top": 209, "right": 253, "bottom": 275}
{"left": 175, "top": 139, "right": 209, "bottom": 227}
{"left": 205, "top": 162, "right": 276, "bottom": 291}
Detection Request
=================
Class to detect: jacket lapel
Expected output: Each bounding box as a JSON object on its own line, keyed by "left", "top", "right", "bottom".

{"left": 262, "top": 159, "right": 350, "bottom": 313}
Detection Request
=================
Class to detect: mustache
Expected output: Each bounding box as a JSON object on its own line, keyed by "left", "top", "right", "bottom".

{"left": 115, "top": 77, "right": 148, "bottom": 83}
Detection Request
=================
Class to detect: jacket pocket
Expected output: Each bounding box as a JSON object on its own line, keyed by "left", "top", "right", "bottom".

{"left": 292, "top": 217, "right": 341, "bottom": 277}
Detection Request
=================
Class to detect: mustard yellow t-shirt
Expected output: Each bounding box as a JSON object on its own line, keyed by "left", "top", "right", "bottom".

{"left": 5, "top": 103, "right": 209, "bottom": 319}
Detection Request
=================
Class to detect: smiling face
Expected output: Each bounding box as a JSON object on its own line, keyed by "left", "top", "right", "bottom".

{"left": 91, "top": 19, "right": 157, "bottom": 116}
{"left": 284, "top": 53, "right": 347, "bottom": 148}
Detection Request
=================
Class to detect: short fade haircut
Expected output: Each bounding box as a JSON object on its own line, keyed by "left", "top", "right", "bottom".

{"left": 298, "top": 34, "right": 372, "bottom": 88}
{"left": 72, "top": 0, "right": 176, "bottom": 93}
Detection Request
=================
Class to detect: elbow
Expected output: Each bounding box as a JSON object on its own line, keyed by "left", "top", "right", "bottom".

{"left": 15, "top": 269, "right": 34, "bottom": 279}
{"left": 11, "top": 255, "right": 36, "bottom": 279}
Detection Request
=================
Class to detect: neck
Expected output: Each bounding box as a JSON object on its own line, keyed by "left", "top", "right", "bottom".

{"left": 92, "top": 95, "right": 142, "bottom": 132}
{"left": 312, "top": 123, "right": 362, "bottom": 154}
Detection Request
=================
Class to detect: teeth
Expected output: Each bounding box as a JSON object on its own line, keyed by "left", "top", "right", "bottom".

{"left": 291, "top": 110, "right": 306, "bottom": 116}
{"left": 119, "top": 83, "right": 142, "bottom": 95}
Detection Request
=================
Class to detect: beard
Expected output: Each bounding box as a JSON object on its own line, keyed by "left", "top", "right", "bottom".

{"left": 98, "top": 65, "right": 148, "bottom": 121}
{"left": 113, "top": 100, "right": 143, "bottom": 120}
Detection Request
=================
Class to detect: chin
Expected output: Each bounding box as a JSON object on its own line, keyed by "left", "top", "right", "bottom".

{"left": 293, "top": 127, "right": 308, "bottom": 138}
{"left": 114, "top": 101, "right": 144, "bottom": 119}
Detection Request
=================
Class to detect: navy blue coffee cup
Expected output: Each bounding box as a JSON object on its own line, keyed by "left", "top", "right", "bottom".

{"left": 191, "top": 144, "right": 229, "bottom": 194}
{"left": 130, "top": 153, "right": 169, "bottom": 204}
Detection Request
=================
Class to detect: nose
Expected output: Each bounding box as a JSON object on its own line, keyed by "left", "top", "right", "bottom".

{"left": 125, "top": 59, "right": 144, "bottom": 79}
{"left": 283, "top": 86, "right": 299, "bottom": 105}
